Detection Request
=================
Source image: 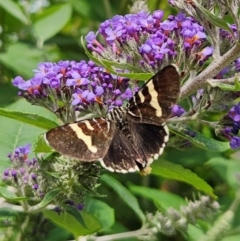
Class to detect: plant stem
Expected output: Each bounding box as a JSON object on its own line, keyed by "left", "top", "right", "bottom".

{"left": 180, "top": 43, "right": 240, "bottom": 100}
{"left": 15, "top": 215, "right": 30, "bottom": 241}
{"left": 91, "top": 228, "right": 148, "bottom": 241}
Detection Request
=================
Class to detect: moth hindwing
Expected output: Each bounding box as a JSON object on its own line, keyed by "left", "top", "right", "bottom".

{"left": 45, "top": 65, "right": 180, "bottom": 173}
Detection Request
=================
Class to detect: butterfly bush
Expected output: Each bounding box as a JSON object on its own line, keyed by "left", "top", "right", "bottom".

{"left": 3, "top": 0, "right": 240, "bottom": 239}
{"left": 7, "top": 2, "right": 240, "bottom": 202}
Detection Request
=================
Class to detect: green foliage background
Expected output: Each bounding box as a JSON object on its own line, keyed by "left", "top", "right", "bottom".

{"left": 0, "top": 0, "right": 240, "bottom": 241}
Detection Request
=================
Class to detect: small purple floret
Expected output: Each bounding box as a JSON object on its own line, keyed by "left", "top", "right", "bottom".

{"left": 230, "top": 136, "right": 240, "bottom": 149}
{"left": 228, "top": 102, "right": 240, "bottom": 122}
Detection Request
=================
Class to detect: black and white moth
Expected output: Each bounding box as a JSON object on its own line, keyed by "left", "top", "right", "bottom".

{"left": 45, "top": 65, "right": 180, "bottom": 173}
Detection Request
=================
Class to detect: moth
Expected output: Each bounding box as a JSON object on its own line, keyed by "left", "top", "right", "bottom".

{"left": 45, "top": 65, "right": 180, "bottom": 173}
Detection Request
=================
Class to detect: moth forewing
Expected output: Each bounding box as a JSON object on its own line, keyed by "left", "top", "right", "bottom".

{"left": 45, "top": 118, "right": 115, "bottom": 161}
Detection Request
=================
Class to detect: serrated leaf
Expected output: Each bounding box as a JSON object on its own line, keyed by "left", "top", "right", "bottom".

{"left": 43, "top": 209, "right": 102, "bottom": 236}
{"left": 85, "top": 198, "right": 114, "bottom": 231}
{"left": 101, "top": 174, "right": 145, "bottom": 223}
{"left": 38, "top": 189, "right": 60, "bottom": 208}
{"left": 151, "top": 160, "right": 216, "bottom": 198}
{"left": 0, "top": 186, "right": 28, "bottom": 201}
{"left": 65, "top": 205, "right": 88, "bottom": 229}
{"left": 0, "top": 0, "right": 28, "bottom": 24}
{"left": 194, "top": 1, "right": 233, "bottom": 33}
{"left": 33, "top": 4, "right": 72, "bottom": 42}
{"left": 0, "top": 108, "right": 58, "bottom": 130}
{"left": 129, "top": 185, "right": 186, "bottom": 210}
{"left": 170, "top": 126, "right": 230, "bottom": 152}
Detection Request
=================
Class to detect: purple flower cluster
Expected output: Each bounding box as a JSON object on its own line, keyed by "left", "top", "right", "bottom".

{"left": 2, "top": 144, "right": 100, "bottom": 211}
{"left": 86, "top": 11, "right": 211, "bottom": 70}
{"left": 12, "top": 60, "right": 133, "bottom": 123}
{"left": 224, "top": 102, "right": 240, "bottom": 149}
{"left": 2, "top": 144, "right": 43, "bottom": 197}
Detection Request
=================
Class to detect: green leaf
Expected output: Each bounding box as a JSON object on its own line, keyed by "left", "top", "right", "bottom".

{"left": 129, "top": 185, "right": 186, "bottom": 210}
{"left": 194, "top": 2, "right": 233, "bottom": 33}
{"left": 33, "top": 3, "right": 72, "bottom": 43}
{"left": 151, "top": 160, "right": 216, "bottom": 198}
{"left": 208, "top": 77, "right": 240, "bottom": 91}
{"left": 101, "top": 58, "right": 144, "bottom": 74}
{"left": 43, "top": 209, "right": 102, "bottom": 236}
{"left": 0, "top": 186, "right": 28, "bottom": 201}
{"left": 0, "top": 99, "right": 58, "bottom": 172}
{"left": 33, "top": 134, "right": 54, "bottom": 153}
{"left": 207, "top": 157, "right": 240, "bottom": 190}
{"left": 45, "top": 227, "right": 70, "bottom": 241}
{"left": 0, "top": 43, "right": 46, "bottom": 78}
{"left": 170, "top": 126, "right": 230, "bottom": 152}
{"left": 81, "top": 37, "right": 152, "bottom": 80}
{"left": 70, "top": 0, "right": 91, "bottom": 17}
{"left": 101, "top": 174, "right": 145, "bottom": 223}
{"left": 0, "top": 0, "right": 28, "bottom": 24}
{"left": 38, "top": 189, "right": 60, "bottom": 208}
{"left": 0, "top": 207, "right": 19, "bottom": 217}
{"left": 222, "top": 235, "right": 240, "bottom": 241}
{"left": 85, "top": 198, "right": 115, "bottom": 231}
{"left": 65, "top": 205, "right": 88, "bottom": 229}
{"left": 109, "top": 72, "right": 152, "bottom": 80}
{"left": 187, "top": 224, "right": 205, "bottom": 241}
{"left": 0, "top": 108, "right": 58, "bottom": 130}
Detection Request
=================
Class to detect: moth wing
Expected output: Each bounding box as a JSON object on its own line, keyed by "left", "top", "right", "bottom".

{"left": 100, "top": 129, "right": 145, "bottom": 173}
{"left": 45, "top": 118, "right": 115, "bottom": 161}
{"left": 128, "top": 65, "right": 180, "bottom": 124}
{"left": 129, "top": 121, "right": 169, "bottom": 166}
